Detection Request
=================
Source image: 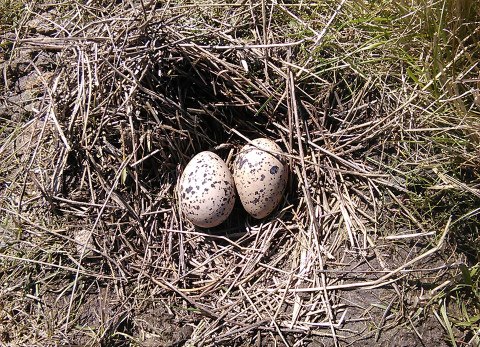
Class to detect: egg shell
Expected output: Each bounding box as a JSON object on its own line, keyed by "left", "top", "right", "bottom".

{"left": 233, "top": 138, "right": 288, "bottom": 219}
{"left": 179, "top": 151, "right": 235, "bottom": 228}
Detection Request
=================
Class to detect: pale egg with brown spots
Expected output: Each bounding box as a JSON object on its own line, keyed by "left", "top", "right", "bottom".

{"left": 233, "top": 138, "right": 288, "bottom": 219}
{"left": 179, "top": 151, "right": 235, "bottom": 228}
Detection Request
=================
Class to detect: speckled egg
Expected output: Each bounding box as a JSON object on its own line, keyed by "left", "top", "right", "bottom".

{"left": 179, "top": 151, "right": 235, "bottom": 228}
{"left": 233, "top": 138, "right": 288, "bottom": 219}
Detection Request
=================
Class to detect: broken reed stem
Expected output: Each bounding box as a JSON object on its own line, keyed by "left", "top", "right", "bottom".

{"left": 289, "top": 69, "right": 338, "bottom": 346}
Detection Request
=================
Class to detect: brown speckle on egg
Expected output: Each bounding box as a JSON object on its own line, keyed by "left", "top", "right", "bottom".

{"left": 178, "top": 151, "right": 235, "bottom": 228}
{"left": 233, "top": 138, "right": 288, "bottom": 219}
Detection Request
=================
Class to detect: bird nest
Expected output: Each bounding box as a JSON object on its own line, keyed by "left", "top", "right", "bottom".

{"left": 2, "top": 1, "right": 478, "bottom": 346}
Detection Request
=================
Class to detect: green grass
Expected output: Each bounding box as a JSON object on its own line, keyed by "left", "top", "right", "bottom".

{"left": 0, "top": 0, "right": 26, "bottom": 31}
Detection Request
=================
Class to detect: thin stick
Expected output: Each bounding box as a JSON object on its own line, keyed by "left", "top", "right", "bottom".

{"left": 289, "top": 69, "right": 338, "bottom": 346}
{"left": 312, "top": 0, "right": 347, "bottom": 47}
